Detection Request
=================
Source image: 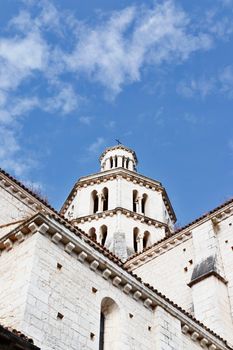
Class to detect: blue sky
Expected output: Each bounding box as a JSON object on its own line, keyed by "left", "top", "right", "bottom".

{"left": 0, "top": 0, "right": 233, "bottom": 226}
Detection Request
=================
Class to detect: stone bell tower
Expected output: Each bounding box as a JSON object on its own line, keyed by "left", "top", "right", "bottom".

{"left": 61, "top": 145, "right": 176, "bottom": 260}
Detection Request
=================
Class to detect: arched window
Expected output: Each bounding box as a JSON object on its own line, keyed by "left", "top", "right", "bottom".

{"left": 122, "top": 156, "right": 125, "bottom": 168}
{"left": 99, "top": 298, "right": 120, "bottom": 350}
{"left": 100, "top": 225, "right": 107, "bottom": 246}
{"left": 102, "top": 187, "right": 109, "bottom": 211}
{"left": 143, "top": 231, "right": 150, "bottom": 250}
{"left": 133, "top": 190, "right": 138, "bottom": 213}
{"left": 110, "top": 157, "right": 113, "bottom": 168}
{"left": 115, "top": 155, "right": 118, "bottom": 167}
{"left": 141, "top": 193, "right": 148, "bottom": 215}
{"left": 125, "top": 158, "right": 129, "bottom": 169}
{"left": 133, "top": 227, "right": 139, "bottom": 253}
{"left": 91, "top": 190, "right": 98, "bottom": 214}
{"left": 89, "top": 227, "right": 97, "bottom": 241}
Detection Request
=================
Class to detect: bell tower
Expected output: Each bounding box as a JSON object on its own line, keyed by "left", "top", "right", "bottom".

{"left": 61, "top": 145, "right": 176, "bottom": 260}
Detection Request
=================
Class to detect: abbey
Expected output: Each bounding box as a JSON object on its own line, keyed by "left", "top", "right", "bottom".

{"left": 0, "top": 145, "right": 233, "bottom": 350}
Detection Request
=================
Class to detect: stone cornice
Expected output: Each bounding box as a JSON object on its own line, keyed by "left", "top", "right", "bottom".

{"left": 71, "top": 207, "right": 170, "bottom": 232}
{"left": 125, "top": 230, "right": 192, "bottom": 270}
{"left": 0, "top": 212, "right": 231, "bottom": 350}
{"left": 0, "top": 172, "right": 52, "bottom": 212}
{"left": 60, "top": 168, "right": 176, "bottom": 223}
{"left": 0, "top": 170, "right": 55, "bottom": 215}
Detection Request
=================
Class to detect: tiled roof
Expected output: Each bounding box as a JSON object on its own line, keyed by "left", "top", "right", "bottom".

{"left": 0, "top": 324, "right": 40, "bottom": 349}
{"left": 0, "top": 168, "right": 57, "bottom": 213}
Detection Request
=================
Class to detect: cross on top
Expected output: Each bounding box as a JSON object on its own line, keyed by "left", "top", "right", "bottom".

{"left": 115, "top": 139, "right": 122, "bottom": 145}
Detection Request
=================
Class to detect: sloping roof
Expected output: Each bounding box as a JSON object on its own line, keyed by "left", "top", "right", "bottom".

{"left": 0, "top": 168, "right": 56, "bottom": 213}
{"left": 0, "top": 324, "right": 40, "bottom": 349}
{"left": 126, "top": 196, "right": 233, "bottom": 263}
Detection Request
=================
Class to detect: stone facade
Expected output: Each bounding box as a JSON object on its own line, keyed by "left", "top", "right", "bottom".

{"left": 0, "top": 146, "right": 233, "bottom": 349}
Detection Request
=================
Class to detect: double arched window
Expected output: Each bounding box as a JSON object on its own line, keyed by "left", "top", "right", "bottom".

{"left": 133, "top": 228, "right": 151, "bottom": 253}
{"left": 91, "top": 188, "right": 109, "bottom": 214}
{"left": 88, "top": 225, "right": 108, "bottom": 246}
{"left": 132, "top": 191, "right": 148, "bottom": 215}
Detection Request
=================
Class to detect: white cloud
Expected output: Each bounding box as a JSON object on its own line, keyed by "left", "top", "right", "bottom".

{"left": 0, "top": 0, "right": 232, "bottom": 176}
{"left": 177, "top": 65, "right": 233, "bottom": 99}
{"left": 177, "top": 77, "right": 216, "bottom": 99}
{"left": 63, "top": 1, "right": 212, "bottom": 96}
{"left": 44, "top": 85, "right": 79, "bottom": 114}
{"left": 79, "top": 116, "right": 93, "bottom": 125}
{"left": 88, "top": 137, "right": 105, "bottom": 154}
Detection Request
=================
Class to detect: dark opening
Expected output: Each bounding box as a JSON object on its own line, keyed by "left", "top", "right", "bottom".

{"left": 99, "top": 312, "right": 105, "bottom": 350}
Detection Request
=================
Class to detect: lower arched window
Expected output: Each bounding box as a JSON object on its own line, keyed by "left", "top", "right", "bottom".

{"left": 133, "top": 227, "right": 139, "bottom": 253}
{"left": 100, "top": 225, "right": 107, "bottom": 246}
{"left": 143, "top": 231, "right": 150, "bottom": 249}
{"left": 99, "top": 298, "right": 120, "bottom": 350}
{"left": 89, "top": 227, "right": 97, "bottom": 241}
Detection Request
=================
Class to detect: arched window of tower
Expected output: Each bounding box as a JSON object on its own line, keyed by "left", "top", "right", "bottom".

{"left": 99, "top": 297, "right": 120, "bottom": 350}
{"left": 125, "top": 158, "right": 129, "bottom": 169}
{"left": 91, "top": 190, "right": 98, "bottom": 214}
{"left": 115, "top": 155, "right": 118, "bottom": 167}
{"left": 133, "top": 227, "right": 139, "bottom": 253}
{"left": 143, "top": 231, "right": 151, "bottom": 250}
{"left": 89, "top": 227, "right": 97, "bottom": 242}
{"left": 102, "top": 187, "right": 109, "bottom": 211}
{"left": 141, "top": 193, "right": 148, "bottom": 215}
{"left": 100, "top": 225, "right": 108, "bottom": 246}
{"left": 133, "top": 190, "right": 138, "bottom": 213}
{"left": 110, "top": 157, "right": 113, "bottom": 168}
{"left": 122, "top": 155, "right": 125, "bottom": 168}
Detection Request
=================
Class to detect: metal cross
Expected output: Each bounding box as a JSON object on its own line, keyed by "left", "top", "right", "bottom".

{"left": 115, "top": 139, "right": 122, "bottom": 145}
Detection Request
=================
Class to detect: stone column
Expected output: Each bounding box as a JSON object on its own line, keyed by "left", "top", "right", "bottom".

{"left": 137, "top": 233, "right": 143, "bottom": 253}
{"left": 137, "top": 196, "right": 142, "bottom": 214}
{"left": 129, "top": 159, "right": 134, "bottom": 171}
{"left": 118, "top": 156, "right": 123, "bottom": 167}
{"left": 105, "top": 158, "right": 111, "bottom": 170}
{"left": 98, "top": 193, "right": 104, "bottom": 212}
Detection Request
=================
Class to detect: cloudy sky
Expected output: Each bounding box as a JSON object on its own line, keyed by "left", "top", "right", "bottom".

{"left": 1, "top": 0, "right": 233, "bottom": 226}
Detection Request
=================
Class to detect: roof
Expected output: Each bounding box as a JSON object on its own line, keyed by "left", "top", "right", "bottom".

{"left": 0, "top": 324, "right": 40, "bottom": 349}
{"left": 126, "top": 196, "right": 233, "bottom": 263}
{"left": 0, "top": 168, "right": 56, "bottom": 213}
{"left": 99, "top": 144, "right": 138, "bottom": 164}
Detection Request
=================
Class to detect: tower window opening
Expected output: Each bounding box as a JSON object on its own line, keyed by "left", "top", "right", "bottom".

{"left": 100, "top": 225, "right": 107, "bottom": 246}
{"left": 126, "top": 158, "right": 129, "bottom": 169}
{"left": 102, "top": 187, "right": 109, "bottom": 211}
{"left": 115, "top": 156, "right": 118, "bottom": 167}
{"left": 122, "top": 156, "right": 125, "bottom": 168}
{"left": 133, "top": 227, "right": 139, "bottom": 253}
{"left": 143, "top": 231, "right": 150, "bottom": 250}
{"left": 133, "top": 190, "right": 138, "bottom": 213}
{"left": 110, "top": 157, "right": 113, "bottom": 168}
{"left": 89, "top": 228, "right": 97, "bottom": 242}
{"left": 91, "top": 190, "right": 98, "bottom": 214}
{"left": 141, "top": 194, "right": 148, "bottom": 215}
